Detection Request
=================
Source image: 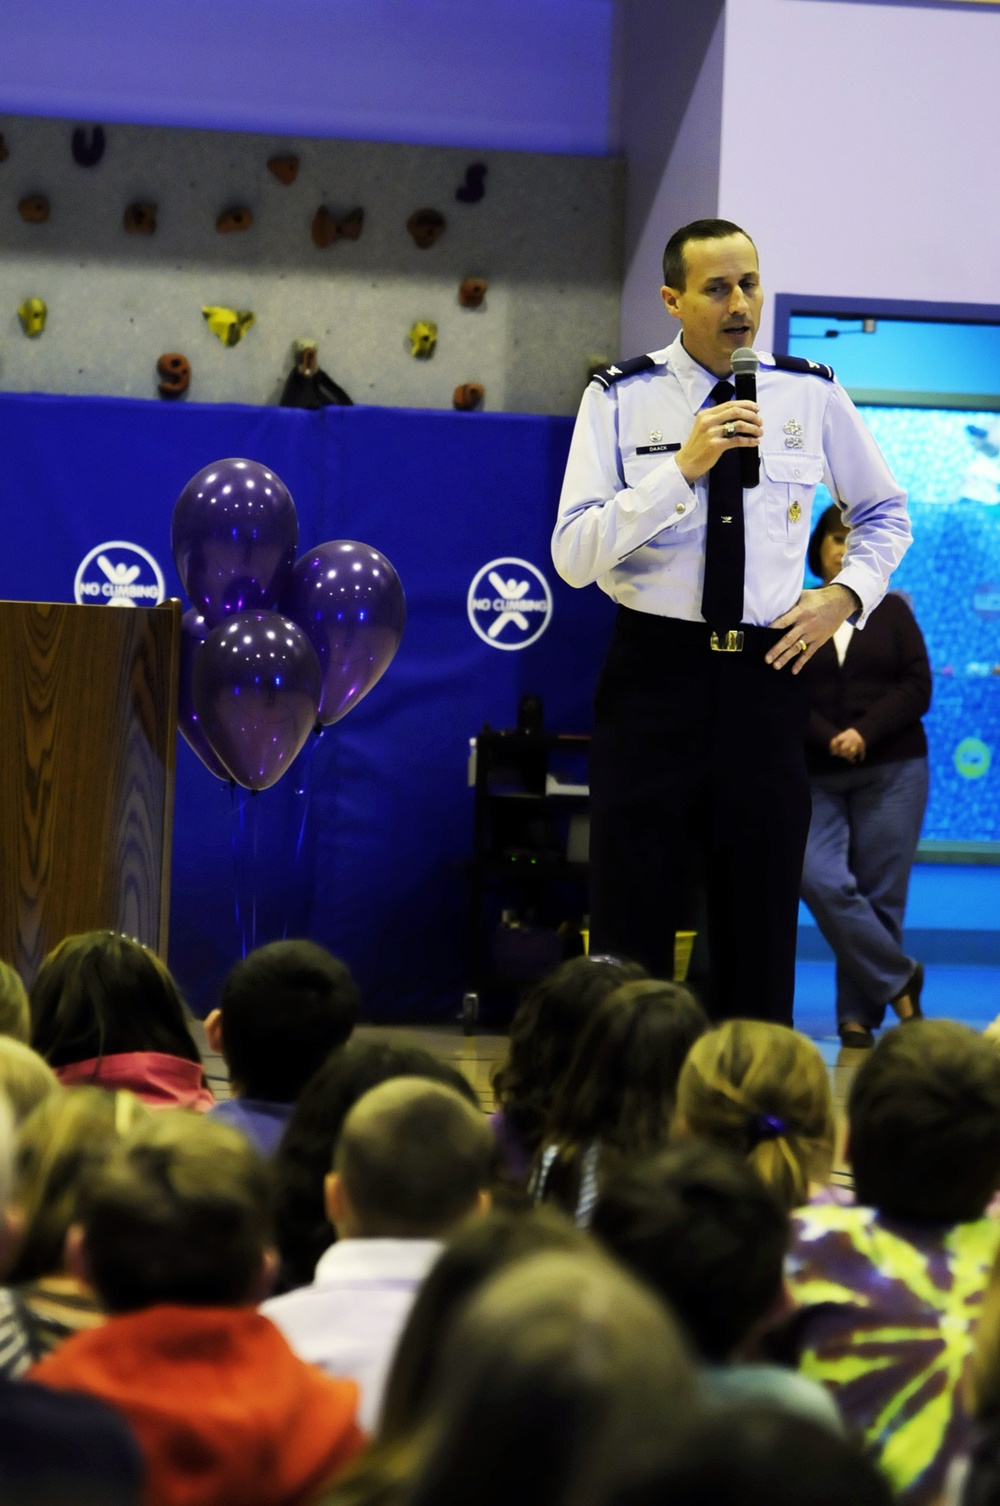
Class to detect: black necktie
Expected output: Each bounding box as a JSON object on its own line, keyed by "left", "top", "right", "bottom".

{"left": 700, "top": 379, "right": 745, "bottom": 631}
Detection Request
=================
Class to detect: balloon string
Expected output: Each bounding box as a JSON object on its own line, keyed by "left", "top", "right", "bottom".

{"left": 230, "top": 782, "right": 245, "bottom": 958}
{"left": 283, "top": 724, "right": 324, "bottom": 939}
{"left": 249, "top": 792, "right": 259, "bottom": 953}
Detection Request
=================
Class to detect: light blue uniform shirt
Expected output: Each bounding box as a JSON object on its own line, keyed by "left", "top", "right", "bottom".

{"left": 552, "top": 332, "right": 911, "bottom": 629}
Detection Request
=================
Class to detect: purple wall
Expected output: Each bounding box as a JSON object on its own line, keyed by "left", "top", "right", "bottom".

{"left": 0, "top": 0, "right": 616, "bottom": 153}
{"left": 719, "top": 0, "right": 1000, "bottom": 347}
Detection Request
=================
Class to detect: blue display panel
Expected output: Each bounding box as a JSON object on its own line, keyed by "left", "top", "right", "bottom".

{"left": 804, "top": 406, "right": 1000, "bottom": 841}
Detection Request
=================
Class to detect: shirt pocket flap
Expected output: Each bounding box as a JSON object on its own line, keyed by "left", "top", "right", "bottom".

{"left": 761, "top": 452, "right": 824, "bottom": 485}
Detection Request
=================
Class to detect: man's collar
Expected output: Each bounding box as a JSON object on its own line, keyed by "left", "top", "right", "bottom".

{"left": 668, "top": 332, "right": 723, "bottom": 411}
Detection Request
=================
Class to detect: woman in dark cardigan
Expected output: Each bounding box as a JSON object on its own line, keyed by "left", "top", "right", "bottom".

{"left": 799, "top": 505, "right": 932, "bottom": 1049}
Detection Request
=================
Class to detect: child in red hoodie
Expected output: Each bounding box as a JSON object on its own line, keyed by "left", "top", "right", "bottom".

{"left": 31, "top": 1111, "right": 364, "bottom": 1506}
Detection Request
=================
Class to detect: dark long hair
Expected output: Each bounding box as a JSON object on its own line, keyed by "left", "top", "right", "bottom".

{"left": 492, "top": 956, "right": 647, "bottom": 1157}
{"left": 29, "top": 932, "right": 202, "bottom": 1069}
{"left": 381, "top": 1207, "right": 589, "bottom": 1441}
{"left": 535, "top": 980, "right": 707, "bottom": 1215}
{"left": 272, "top": 1039, "right": 481, "bottom": 1291}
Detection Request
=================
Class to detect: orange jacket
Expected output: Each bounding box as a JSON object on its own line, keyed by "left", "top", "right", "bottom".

{"left": 31, "top": 1304, "right": 365, "bottom": 1506}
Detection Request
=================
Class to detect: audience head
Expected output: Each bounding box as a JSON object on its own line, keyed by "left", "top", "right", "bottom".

{"left": 545, "top": 979, "right": 708, "bottom": 1158}
{"left": 8, "top": 1086, "right": 149, "bottom": 1284}
{"left": 328, "top": 1078, "right": 493, "bottom": 1239}
{"left": 30, "top": 932, "right": 201, "bottom": 1069}
{"left": 381, "top": 1206, "right": 589, "bottom": 1440}
{"left": 807, "top": 502, "right": 849, "bottom": 583}
{"left": 0, "top": 959, "right": 31, "bottom": 1043}
{"left": 0, "top": 1037, "right": 60, "bottom": 1124}
{"left": 592, "top": 1143, "right": 789, "bottom": 1362}
{"left": 206, "top": 940, "right": 360, "bottom": 1104}
{"left": 77, "top": 1111, "right": 273, "bottom": 1312}
{"left": 493, "top": 955, "right": 648, "bottom": 1154}
{"left": 613, "top": 1406, "right": 893, "bottom": 1506}
{"left": 273, "top": 1039, "right": 481, "bottom": 1289}
{"left": 675, "top": 1021, "right": 834, "bottom": 1209}
{"left": 404, "top": 1251, "right": 695, "bottom": 1506}
{"left": 849, "top": 1019, "right": 1000, "bottom": 1222}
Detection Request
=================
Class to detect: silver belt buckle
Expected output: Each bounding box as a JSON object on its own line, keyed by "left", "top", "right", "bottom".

{"left": 710, "top": 630, "right": 744, "bottom": 653}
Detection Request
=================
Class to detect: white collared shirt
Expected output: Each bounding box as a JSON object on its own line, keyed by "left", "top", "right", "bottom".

{"left": 261, "top": 1237, "right": 442, "bottom": 1432}
{"left": 551, "top": 333, "right": 911, "bottom": 628}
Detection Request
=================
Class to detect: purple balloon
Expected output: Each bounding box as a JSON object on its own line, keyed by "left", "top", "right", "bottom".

{"left": 178, "top": 607, "right": 231, "bottom": 780}
{"left": 171, "top": 458, "right": 299, "bottom": 628}
{"left": 281, "top": 541, "right": 406, "bottom": 726}
{"left": 191, "top": 611, "right": 322, "bottom": 791}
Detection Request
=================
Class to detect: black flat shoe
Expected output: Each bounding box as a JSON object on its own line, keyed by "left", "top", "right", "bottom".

{"left": 891, "top": 961, "right": 925, "bottom": 1023}
{"left": 839, "top": 1022, "right": 875, "bottom": 1050}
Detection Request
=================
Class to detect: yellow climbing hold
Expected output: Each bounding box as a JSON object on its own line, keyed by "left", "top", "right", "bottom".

{"left": 18, "top": 297, "right": 47, "bottom": 337}
{"left": 409, "top": 320, "right": 437, "bottom": 359}
{"left": 202, "top": 306, "right": 255, "bottom": 347}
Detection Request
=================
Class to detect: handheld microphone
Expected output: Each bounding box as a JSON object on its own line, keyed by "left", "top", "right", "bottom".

{"left": 731, "top": 346, "right": 760, "bottom": 489}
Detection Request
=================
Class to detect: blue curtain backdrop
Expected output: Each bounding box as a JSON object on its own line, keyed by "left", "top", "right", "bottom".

{"left": 0, "top": 394, "right": 614, "bottom": 1017}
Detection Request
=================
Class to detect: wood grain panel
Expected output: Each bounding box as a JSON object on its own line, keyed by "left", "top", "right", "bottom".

{"left": 0, "top": 599, "right": 180, "bottom": 984}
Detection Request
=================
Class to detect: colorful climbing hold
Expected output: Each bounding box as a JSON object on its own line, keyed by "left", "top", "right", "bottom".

{"left": 407, "top": 208, "right": 447, "bottom": 249}
{"left": 458, "top": 278, "right": 488, "bottom": 309}
{"left": 216, "top": 206, "right": 253, "bottom": 234}
{"left": 124, "top": 202, "right": 158, "bottom": 235}
{"left": 409, "top": 321, "right": 437, "bottom": 359}
{"left": 311, "top": 206, "right": 364, "bottom": 247}
{"left": 267, "top": 154, "right": 300, "bottom": 185}
{"left": 72, "top": 125, "right": 106, "bottom": 167}
{"left": 456, "top": 163, "right": 488, "bottom": 204}
{"left": 157, "top": 353, "right": 191, "bottom": 398}
{"left": 17, "top": 298, "right": 47, "bottom": 337}
{"left": 453, "top": 383, "right": 484, "bottom": 411}
{"left": 202, "top": 307, "right": 255, "bottom": 346}
{"left": 18, "top": 195, "right": 50, "bottom": 224}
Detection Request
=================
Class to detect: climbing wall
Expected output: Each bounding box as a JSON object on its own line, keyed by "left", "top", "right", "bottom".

{"left": 0, "top": 115, "right": 623, "bottom": 415}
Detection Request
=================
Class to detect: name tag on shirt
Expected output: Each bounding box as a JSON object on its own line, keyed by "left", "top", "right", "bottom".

{"left": 634, "top": 442, "right": 681, "bottom": 455}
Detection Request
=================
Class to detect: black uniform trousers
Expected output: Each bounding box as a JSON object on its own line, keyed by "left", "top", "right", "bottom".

{"left": 588, "top": 608, "right": 812, "bottom": 1025}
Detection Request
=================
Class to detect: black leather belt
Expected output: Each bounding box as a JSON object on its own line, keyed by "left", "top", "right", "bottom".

{"left": 615, "top": 607, "right": 785, "bottom": 659}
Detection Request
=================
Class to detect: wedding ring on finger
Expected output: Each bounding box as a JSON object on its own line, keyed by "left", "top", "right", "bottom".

{"left": 723, "top": 421, "right": 737, "bottom": 438}
{"left": 796, "top": 639, "right": 809, "bottom": 654}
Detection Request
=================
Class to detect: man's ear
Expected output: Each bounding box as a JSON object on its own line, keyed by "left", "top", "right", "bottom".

{"left": 325, "top": 1170, "right": 349, "bottom": 1233}
{"left": 249, "top": 1247, "right": 280, "bottom": 1304}
{"left": 660, "top": 284, "right": 682, "bottom": 321}
{"left": 204, "top": 1009, "right": 225, "bottom": 1057}
{"left": 64, "top": 1223, "right": 92, "bottom": 1288}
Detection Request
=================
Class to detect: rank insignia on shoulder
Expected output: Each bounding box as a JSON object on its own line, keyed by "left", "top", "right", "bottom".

{"left": 772, "top": 353, "right": 836, "bottom": 382}
{"left": 590, "top": 354, "right": 657, "bottom": 389}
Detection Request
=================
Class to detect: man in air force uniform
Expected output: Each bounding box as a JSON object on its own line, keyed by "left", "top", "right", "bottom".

{"left": 551, "top": 218, "right": 910, "bottom": 1024}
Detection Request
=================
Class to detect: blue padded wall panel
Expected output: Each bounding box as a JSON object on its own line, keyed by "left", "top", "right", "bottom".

{"left": 0, "top": 394, "right": 613, "bottom": 1019}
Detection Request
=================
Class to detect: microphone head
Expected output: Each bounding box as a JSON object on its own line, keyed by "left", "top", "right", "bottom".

{"left": 731, "top": 347, "right": 760, "bottom": 377}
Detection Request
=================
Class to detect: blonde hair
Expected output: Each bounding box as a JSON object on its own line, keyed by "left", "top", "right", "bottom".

{"left": 0, "top": 1038, "right": 60, "bottom": 1125}
{"left": 675, "top": 1021, "right": 834, "bottom": 1209}
{"left": 0, "top": 960, "right": 30, "bottom": 1043}
{"left": 8, "top": 1086, "right": 149, "bottom": 1283}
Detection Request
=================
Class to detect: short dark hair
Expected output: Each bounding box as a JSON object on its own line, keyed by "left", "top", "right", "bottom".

{"left": 807, "top": 503, "right": 845, "bottom": 579}
{"left": 82, "top": 1112, "right": 272, "bottom": 1312}
{"left": 336, "top": 1078, "right": 494, "bottom": 1237}
{"left": 662, "top": 219, "right": 757, "bottom": 291}
{"left": 30, "top": 932, "right": 201, "bottom": 1069}
{"left": 219, "top": 940, "right": 359, "bottom": 1102}
{"left": 613, "top": 1407, "right": 893, "bottom": 1506}
{"left": 849, "top": 1020, "right": 1000, "bottom": 1222}
{"left": 273, "top": 1039, "right": 481, "bottom": 1289}
{"left": 493, "top": 956, "right": 648, "bottom": 1157}
{"left": 591, "top": 1144, "right": 788, "bottom": 1361}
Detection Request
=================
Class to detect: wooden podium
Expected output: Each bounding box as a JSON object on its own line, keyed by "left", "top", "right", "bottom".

{"left": 0, "top": 600, "right": 181, "bottom": 984}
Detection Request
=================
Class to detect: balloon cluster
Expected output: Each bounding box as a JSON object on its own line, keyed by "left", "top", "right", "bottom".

{"left": 172, "top": 458, "right": 405, "bottom": 790}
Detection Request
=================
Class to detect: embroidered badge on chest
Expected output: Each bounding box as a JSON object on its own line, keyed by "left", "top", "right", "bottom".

{"left": 783, "top": 419, "right": 804, "bottom": 451}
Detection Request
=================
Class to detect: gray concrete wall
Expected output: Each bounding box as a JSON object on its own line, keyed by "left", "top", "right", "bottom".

{"left": 0, "top": 115, "right": 623, "bottom": 415}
